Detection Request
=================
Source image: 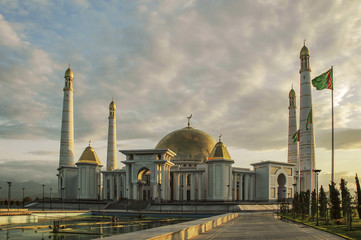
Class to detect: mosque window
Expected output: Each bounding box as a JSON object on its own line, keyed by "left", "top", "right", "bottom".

{"left": 157, "top": 154, "right": 162, "bottom": 160}
{"left": 187, "top": 175, "right": 191, "bottom": 186}
{"left": 129, "top": 154, "right": 134, "bottom": 160}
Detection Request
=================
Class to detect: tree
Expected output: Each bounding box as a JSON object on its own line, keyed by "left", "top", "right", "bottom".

{"left": 319, "top": 185, "right": 327, "bottom": 219}
{"left": 329, "top": 181, "right": 341, "bottom": 220}
{"left": 23, "top": 196, "right": 33, "bottom": 204}
{"left": 340, "top": 179, "right": 353, "bottom": 230}
{"left": 299, "top": 191, "right": 306, "bottom": 219}
{"left": 305, "top": 190, "right": 310, "bottom": 216}
{"left": 292, "top": 192, "right": 299, "bottom": 218}
{"left": 340, "top": 178, "right": 348, "bottom": 217}
{"left": 355, "top": 174, "right": 361, "bottom": 219}
{"left": 311, "top": 190, "right": 317, "bottom": 220}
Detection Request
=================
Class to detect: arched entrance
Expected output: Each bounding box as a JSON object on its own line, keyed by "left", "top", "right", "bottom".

{"left": 277, "top": 173, "right": 286, "bottom": 202}
{"left": 137, "top": 168, "right": 152, "bottom": 200}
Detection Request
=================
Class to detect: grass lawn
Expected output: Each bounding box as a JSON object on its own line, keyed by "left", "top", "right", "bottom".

{"left": 280, "top": 211, "right": 361, "bottom": 240}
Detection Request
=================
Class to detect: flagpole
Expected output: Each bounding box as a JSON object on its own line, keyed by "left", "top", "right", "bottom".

{"left": 331, "top": 67, "right": 334, "bottom": 183}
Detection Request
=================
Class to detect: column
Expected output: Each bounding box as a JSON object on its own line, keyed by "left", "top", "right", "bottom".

{"left": 175, "top": 173, "right": 180, "bottom": 201}
{"left": 161, "top": 165, "right": 166, "bottom": 200}
{"left": 233, "top": 174, "right": 237, "bottom": 201}
{"left": 109, "top": 175, "right": 114, "bottom": 200}
{"left": 125, "top": 166, "right": 129, "bottom": 199}
{"left": 238, "top": 174, "right": 243, "bottom": 201}
{"left": 249, "top": 174, "right": 254, "bottom": 200}
{"left": 133, "top": 183, "right": 138, "bottom": 200}
{"left": 103, "top": 174, "right": 107, "bottom": 200}
{"left": 183, "top": 174, "right": 187, "bottom": 201}
{"left": 190, "top": 174, "right": 195, "bottom": 201}
{"left": 244, "top": 174, "right": 249, "bottom": 201}
{"left": 116, "top": 174, "right": 120, "bottom": 200}
{"left": 197, "top": 173, "right": 202, "bottom": 200}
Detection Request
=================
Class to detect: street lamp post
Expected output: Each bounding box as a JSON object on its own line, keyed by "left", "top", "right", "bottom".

{"left": 22, "top": 187, "right": 25, "bottom": 209}
{"left": 50, "top": 188, "right": 52, "bottom": 210}
{"left": 313, "top": 169, "right": 321, "bottom": 226}
{"left": 7, "top": 182, "right": 12, "bottom": 211}
{"left": 42, "top": 184, "right": 45, "bottom": 211}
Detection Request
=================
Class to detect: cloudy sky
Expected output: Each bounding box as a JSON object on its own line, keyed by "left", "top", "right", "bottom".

{"left": 0, "top": 0, "right": 361, "bottom": 197}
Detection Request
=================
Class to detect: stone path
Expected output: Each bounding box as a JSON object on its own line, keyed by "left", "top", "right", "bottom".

{"left": 190, "top": 212, "right": 343, "bottom": 240}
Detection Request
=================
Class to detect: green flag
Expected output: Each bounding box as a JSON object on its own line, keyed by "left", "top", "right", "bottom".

{"left": 292, "top": 129, "right": 299, "bottom": 143}
{"left": 306, "top": 109, "right": 312, "bottom": 130}
{"left": 312, "top": 67, "right": 333, "bottom": 90}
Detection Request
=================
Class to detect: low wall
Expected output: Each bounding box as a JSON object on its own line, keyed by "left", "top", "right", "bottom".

{"left": 98, "top": 212, "right": 239, "bottom": 240}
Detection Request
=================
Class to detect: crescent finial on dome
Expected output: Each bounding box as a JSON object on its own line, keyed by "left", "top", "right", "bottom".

{"left": 187, "top": 114, "right": 192, "bottom": 127}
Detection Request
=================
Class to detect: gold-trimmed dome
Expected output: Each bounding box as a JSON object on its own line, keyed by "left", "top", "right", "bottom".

{"left": 65, "top": 66, "right": 73, "bottom": 79}
{"left": 78, "top": 146, "right": 102, "bottom": 165}
{"left": 155, "top": 127, "right": 217, "bottom": 162}
{"left": 109, "top": 100, "right": 116, "bottom": 109}
{"left": 208, "top": 141, "right": 231, "bottom": 160}
{"left": 300, "top": 45, "right": 310, "bottom": 57}
{"left": 289, "top": 88, "right": 296, "bottom": 98}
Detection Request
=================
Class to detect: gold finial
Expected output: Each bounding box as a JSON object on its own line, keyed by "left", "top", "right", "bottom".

{"left": 219, "top": 134, "right": 222, "bottom": 142}
{"left": 291, "top": 83, "right": 293, "bottom": 89}
{"left": 187, "top": 114, "right": 192, "bottom": 127}
{"left": 88, "top": 139, "right": 91, "bottom": 147}
{"left": 304, "top": 39, "right": 306, "bottom": 46}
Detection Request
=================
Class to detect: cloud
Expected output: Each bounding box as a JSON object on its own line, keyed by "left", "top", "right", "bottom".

{"left": 0, "top": 160, "right": 58, "bottom": 182}
{"left": 0, "top": 0, "right": 361, "bottom": 186}
{"left": 0, "top": 14, "right": 24, "bottom": 47}
{"left": 317, "top": 128, "right": 361, "bottom": 150}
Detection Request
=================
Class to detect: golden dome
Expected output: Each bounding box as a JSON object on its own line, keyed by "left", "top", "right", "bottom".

{"left": 208, "top": 141, "right": 232, "bottom": 160}
{"left": 109, "top": 100, "right": 116, "bottom": 109}
{"left": 64, "top": 66, "right": 73, "bottom": 79}
{"left": 77, "top": 146, "right": 102, "bottom": 165}
{"left": 300, "top": 45, "right": 310, "bottom": 57}
{"left": 155, "top": 127, "right": 217, "bottom": 162}
{"left": 289, "top": 88, "right": 296, "bottom": 98}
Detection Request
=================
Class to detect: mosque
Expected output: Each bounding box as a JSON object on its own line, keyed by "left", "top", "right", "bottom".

{"left": 57, "top": 44, "right": 316, "bottom": 203}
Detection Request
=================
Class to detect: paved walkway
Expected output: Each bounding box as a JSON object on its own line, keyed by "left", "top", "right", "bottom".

{"left": 191, "top": 212, "right": 343, "bottom": 240}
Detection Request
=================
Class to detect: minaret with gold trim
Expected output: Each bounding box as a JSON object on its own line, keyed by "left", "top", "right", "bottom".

{"left": 288, "top": 88, "right": 298, "bottom": 167}
{"left": 106, "top": 99, "right": 117, "bottom": 170}
{"left": 299, "top": 43, "right": 316, "bottom": 192}
{"left": 59, "top": 65, "right": 75, "bottom": 167}
{"left": 58, "top": 65, "right": 78, "bottom": 199}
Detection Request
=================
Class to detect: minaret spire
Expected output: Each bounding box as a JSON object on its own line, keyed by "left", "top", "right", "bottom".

{"left": 106, "top": 99, "right": 117, "bottom": 171}
{"left": 59, "top": 65, "right": 75, "bottom": 167}
{"left": 288, "top": 88, "right": 298, "bottom": 168}
{"left": 299, "top": 43, "right": 316, "bottom": 192}
{"left": 58, "top": 65, "right": 77, "bottom": 200}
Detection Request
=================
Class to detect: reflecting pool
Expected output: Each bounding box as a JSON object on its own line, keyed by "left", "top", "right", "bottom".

{"left": 0, "top": 213, "right": 200, "bottom": 240}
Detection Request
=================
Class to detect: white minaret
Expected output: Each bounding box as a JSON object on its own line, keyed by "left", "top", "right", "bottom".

{"left": 58, "top": 65, "right": 77, "bottom": 199}
{"left": 288, "top": 88, "right": 298, "bottom": 167}
{"left": 106, "top": 99, "right": 117, "bottom": 170}
{"left": 59, "top": 65, "right": 75, "bottom": 167}
{"left": 299, "top": 43, "right": 316, "bottom": 192}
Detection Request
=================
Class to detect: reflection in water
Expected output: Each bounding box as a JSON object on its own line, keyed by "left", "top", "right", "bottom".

{"left": 0, "top": 214, "right": 198, "bottom": 240}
